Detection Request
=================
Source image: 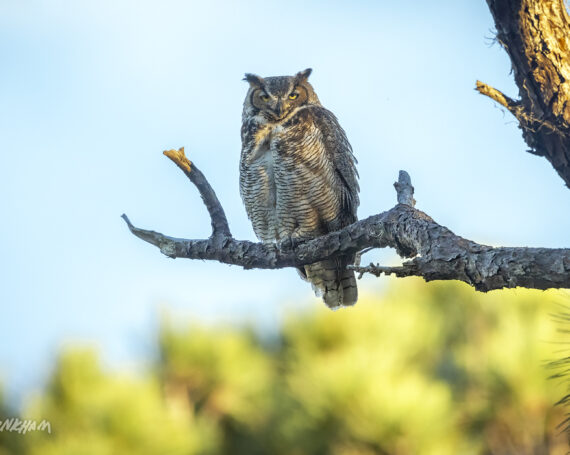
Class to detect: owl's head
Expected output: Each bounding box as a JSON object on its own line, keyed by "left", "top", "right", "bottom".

{"left": 242, "top": 68, "right": 320, "bottom": 121}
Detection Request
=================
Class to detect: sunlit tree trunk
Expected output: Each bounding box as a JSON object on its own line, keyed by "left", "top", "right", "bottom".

{"left": 478, "top": 0, "right": 570, "bottom": 188}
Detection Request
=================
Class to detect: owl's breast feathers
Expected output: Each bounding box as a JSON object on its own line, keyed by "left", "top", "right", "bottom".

{"left": 240, "top": 105, "right": 359, "bottom": 241}
{"left": 279, "top": 106, "right": 359, "bottom": 227}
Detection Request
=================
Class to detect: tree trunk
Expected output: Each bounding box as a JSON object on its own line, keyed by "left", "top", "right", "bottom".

{"left": 479, "top": 0, "right": 570, "bottom": 187}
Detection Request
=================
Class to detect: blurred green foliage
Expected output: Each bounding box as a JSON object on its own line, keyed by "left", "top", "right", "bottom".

{"left": 2, "top": 279, "right": 570, "bottom": 454}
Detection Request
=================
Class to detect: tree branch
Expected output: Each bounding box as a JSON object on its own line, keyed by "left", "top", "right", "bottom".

{"left": 163, "top": 147, "right": 231, "bottom": 238}
{"left": 123, "top": 155, "right": 570, "bottom": 292}
{"left": 476, "top": 80, "right": 520, "bottom": 114}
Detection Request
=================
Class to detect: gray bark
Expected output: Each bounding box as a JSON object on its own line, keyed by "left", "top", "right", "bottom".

{"left": 123, "top": 155, "right": 570, "bottom": 292}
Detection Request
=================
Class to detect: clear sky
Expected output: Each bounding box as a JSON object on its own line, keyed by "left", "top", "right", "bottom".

{"left": 1, "top": 0, "right": 569, "bottom": 404}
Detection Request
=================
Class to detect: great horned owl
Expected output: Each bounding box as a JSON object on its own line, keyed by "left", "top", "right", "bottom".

{"left": 239, "top": 68, "right": 360, "bottom": 308}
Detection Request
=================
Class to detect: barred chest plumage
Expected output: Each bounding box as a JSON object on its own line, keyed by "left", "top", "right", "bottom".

{"left": 240, "top": 110, "right": 343, "bottom": 243}
{"left": 241, "top": 119, "right": 281, "bottom": 241}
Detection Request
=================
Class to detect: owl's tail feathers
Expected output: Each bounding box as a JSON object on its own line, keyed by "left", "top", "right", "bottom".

{"left": 304, "top": 258, "right": 358, "bottom": 309}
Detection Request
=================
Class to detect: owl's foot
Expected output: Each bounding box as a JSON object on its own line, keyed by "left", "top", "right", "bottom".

{"left": 277, "top": 236, "right": 303, "bottom": 252}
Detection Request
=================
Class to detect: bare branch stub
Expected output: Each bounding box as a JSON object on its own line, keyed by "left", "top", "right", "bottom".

{"left": 393, "top": 170, "right": 416, "bottom": 207}
{"left": 475, "top": 80, "right": 560, "bottom": 135}
{"left": 475, "top": 80, "right": 522, "bottom": 117}
{"left": 163, "top": 147, "right": 232, "bottom": 239}
{"left": 123, "top": 156, "right": 570, "bottom": 292}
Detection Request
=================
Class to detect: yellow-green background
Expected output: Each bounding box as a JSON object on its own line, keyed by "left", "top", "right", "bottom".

{"left": 2, "top": 280, "right": 569, "bottom": 454}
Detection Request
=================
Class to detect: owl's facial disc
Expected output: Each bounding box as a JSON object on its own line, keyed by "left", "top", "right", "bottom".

{"left": 248, "top": 74, "right": 311, "bottom": 121}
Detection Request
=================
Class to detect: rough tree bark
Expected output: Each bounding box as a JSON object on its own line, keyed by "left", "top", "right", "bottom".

{"left": 123, "top": 1, "right": 570, "bottom": 293}
{"left": 122, "top": 148, "right": 570, "bottom": 292}
{"left": 477, "top": 0, "right": 570, "bottom": 188}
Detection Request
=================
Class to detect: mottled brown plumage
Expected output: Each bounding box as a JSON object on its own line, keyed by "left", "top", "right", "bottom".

{"left": 239, "top": 68, "right": 359, "bottom": 308}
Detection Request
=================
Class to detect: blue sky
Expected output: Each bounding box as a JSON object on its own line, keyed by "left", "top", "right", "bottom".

{"left": 1, "top": 0, "right": 569, "bottom": 404}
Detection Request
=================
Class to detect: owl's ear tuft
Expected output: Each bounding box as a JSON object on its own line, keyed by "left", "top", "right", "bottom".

{"left": 243, "top": 73, "right": 265, "bottom": 87}
{"left": 294, "top": 68, "right": 313, "bottom": 83}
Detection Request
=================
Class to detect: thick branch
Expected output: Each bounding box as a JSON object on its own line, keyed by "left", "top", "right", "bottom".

{"left": 480, "top": 0, "right": 570, "bottom": 187}
{"left": 123, "top": 157, "right": 570, "bottom": 292}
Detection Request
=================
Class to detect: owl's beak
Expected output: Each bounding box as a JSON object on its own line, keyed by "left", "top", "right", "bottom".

{"left": 274, "top": 100, "right": 284, "bottom": 118}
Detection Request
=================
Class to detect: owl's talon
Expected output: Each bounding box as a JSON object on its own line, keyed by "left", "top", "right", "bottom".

{"left": 277, "top": 236, "right": 302, "bottom": 251}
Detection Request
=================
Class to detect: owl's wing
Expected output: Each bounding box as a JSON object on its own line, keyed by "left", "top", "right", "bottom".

{"left": 309, "top": 106, "right": 360, "bottom": 222}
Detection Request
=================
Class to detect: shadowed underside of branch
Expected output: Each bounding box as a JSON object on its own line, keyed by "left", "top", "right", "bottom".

{"left": 477, "top": 0, "right": 570, "bottom": 188}
{"left": 123, "top": 148, "right": 570, "bottom": 293}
